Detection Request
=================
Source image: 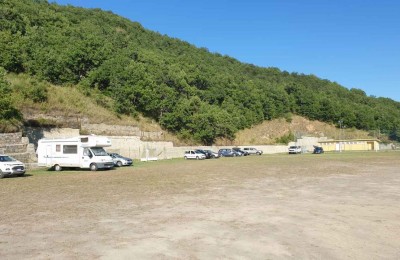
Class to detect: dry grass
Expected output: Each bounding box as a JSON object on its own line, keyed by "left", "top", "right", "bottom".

{"left": 7, "top": 74, "right": 165, "bottom": 128}
{"left": 1, "top": 152, "right": 399, "bottom": 259}
{"left": 231, "top": 115, "right": 373, "bottom": 145}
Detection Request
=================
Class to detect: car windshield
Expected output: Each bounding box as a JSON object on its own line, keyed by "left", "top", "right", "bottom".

{"left": 90, "top": 147, "right": 108, "bottom": 156}
{"left": 0, "top": 155, "right": 15, "bottom": 162}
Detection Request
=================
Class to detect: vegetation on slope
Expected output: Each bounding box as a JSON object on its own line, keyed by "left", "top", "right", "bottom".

{"left": 1, "top": 0, "right": 400, "bottom": 143}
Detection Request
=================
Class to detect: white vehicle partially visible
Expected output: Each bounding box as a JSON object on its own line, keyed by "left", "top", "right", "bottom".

{"left": 288, "top": 146, "right": 302, "bottom": 154}
{"left": 184, "top": 150, "right": 206, "bottom": 160}
{"left": 0, "top": 154, "right": 26, "bottom": 179}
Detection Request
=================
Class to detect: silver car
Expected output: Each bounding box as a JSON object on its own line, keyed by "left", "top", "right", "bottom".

{"left": 243, "top": 147, "right": 263, "bottom": 155}
{"left": 184, "top": 150, "right": 206, "bottom": 160}
{"left": 108, "top": 153, "right": 133, "bottom": 167}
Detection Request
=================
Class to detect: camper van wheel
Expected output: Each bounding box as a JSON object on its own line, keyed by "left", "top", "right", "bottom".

{"left": 54, "top": 165, "right": 62, "bottom": 171}
{"left": 90, "top": 163, "right": 98, "bottom": 171}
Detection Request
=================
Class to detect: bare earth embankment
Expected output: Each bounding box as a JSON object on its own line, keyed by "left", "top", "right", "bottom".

{"left": 1, "top": 152, "right": 399, "bottom": 259}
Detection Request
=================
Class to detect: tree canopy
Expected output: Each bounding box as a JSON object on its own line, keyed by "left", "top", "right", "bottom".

{"left": 1, "top": 0, "right": 400, "bottom": 142}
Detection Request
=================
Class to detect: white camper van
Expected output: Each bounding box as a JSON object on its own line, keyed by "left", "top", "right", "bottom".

{"left": 37, "top": 136, "right": 114, "bottom": 171}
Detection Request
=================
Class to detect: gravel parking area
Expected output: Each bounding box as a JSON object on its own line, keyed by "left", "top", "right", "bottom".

{"left": 1, "top": 152, "right": 399, "bottom": 259}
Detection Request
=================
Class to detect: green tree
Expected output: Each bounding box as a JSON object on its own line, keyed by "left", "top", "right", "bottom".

{"left": 0, "top": 67, "right": 22, "bottom": 132}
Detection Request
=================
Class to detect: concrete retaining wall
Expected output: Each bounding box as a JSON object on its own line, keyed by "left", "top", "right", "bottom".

{"left": 107, "top": 136, "right": 173, "bottom": 159}
{"left": 81, "top": 121, "right": 164, "bottom": 140}
{"left": 109, "top": 142, "right": 289, "bottom": 160}
{"left": 24, "top": 127, "right": 80, "bottom": 149}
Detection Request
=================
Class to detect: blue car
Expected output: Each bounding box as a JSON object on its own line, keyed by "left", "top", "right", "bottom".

{"left": 313, "top": 146, "right": 324, "bottom": 154}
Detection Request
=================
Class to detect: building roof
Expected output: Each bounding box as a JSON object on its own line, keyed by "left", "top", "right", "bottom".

{"left": 318, "top": 139, "right": 380, "bottom": 143}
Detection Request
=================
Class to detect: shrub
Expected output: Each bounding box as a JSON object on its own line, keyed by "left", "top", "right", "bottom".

{"left": 22, "top": 79, "right": 48, "bottom": 103}
{"left": 275, "top": 131, "right": 295, "bottom": 144}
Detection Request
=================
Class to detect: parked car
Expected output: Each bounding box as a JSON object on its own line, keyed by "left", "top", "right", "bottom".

{"left": 218, "top": 148, "right": 239, "bottom": 157}
{"left": 202, "top": 149, "right": 220, "bottom": 159}
{"left": 313, "top": 146, "right": 324, "bottom": 154}
{"left": 195, "top": 149, "right": 213, "bottom": 159}
{"left": 184, "top": 150, "right": 206, "bottom": 160}
{"left": 243, "top": 147, "right": 263, "bottom": 155}
{"left": 108, "top": 153, "right": 133, "bottom": 167}
{"left": 0, "top": 154, "right": 26, "bottom": 179}
{"left": 288, "top": 146, "right": 302, "bottom": 154}
{"left": 232, "top": 147, "right": 249, "bottom": 156}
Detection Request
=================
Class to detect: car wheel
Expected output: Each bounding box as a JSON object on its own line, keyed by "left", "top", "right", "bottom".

{"left": 184, "top": 156, "right": 188, "bottom": 160}
{"left": 233, "top": 153, "right": 237, "bottom": 157}
{"left": 196, "top": 156, "right": 199, "bottom": 160}
{"left": 257, "top": 152, "right": 261, "bottom": 155}
{"left": 117, "top": 161, "right": 123, "bottom": 167}
{"left": 0, "top": 170, "right": 4, "bottom": 179}
{"left": 90, "top": 163, "right": 98, "bottom": 171}
{"left": 54, "top": 164, "right": 62, "bottom": 171}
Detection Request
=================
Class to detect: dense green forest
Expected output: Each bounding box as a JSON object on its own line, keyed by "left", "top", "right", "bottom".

{"left": 1, "top": 0, "right": 400, "bottom": 144}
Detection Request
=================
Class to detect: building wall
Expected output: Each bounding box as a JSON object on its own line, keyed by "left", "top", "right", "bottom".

{"left": 320, "top": 140, "right": 379, "bottom": 152}
{"left": 289, "top": 136, "right": 327, "bottom": 152}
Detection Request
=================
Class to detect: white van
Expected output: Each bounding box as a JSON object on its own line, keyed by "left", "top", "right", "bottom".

{"left": 37, "top": 136, "right": 114, "bottom": 171}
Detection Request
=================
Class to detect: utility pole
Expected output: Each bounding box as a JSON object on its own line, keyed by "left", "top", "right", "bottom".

{"left": 338, "top": 120, "right": 343, "bottom": 152}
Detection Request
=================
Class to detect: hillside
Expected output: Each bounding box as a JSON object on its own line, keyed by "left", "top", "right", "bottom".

{"left": 230, "top": 115, "right": 375, "bottom": 146}
{"left": 5, "top": 73, "right": 188, "bottom": 144}
{"left": 7, "top": 73, "right": 372, "bottom": 146}
{"left": 1, "top": 0, "right": 400, "bottom": 144}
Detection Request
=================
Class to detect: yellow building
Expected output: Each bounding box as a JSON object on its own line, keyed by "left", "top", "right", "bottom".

{"left": 318, "top": 139, "right": 380, "bottom": 152}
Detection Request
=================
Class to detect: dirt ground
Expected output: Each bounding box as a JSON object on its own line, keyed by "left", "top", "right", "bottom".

{"left": 1, "top": 152, "right": 399, "bottom": 259}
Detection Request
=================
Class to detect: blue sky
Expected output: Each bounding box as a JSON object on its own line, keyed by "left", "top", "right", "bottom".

{"left": 53, "top": 0, "right": 400, "bottom": 101}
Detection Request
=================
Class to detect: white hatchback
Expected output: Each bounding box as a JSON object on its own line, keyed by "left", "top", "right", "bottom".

{"left": 184, "top": 150, "right": 206, "bottom": 160}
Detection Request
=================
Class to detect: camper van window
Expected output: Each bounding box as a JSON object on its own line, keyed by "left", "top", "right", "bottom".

{"left": 81, "top": 137, "right": 89, "bottom": 143}
{"left": 63, "top": 145, "right": 78, "bottom": 154}
{"left": 90, "top": 147, "right": 108, "bottom": 156}
{"left": 83, "top": 148, "right": 93, "bottom": 158}
{"left": 56, "top": 145, "right": 61, "bottom": 152}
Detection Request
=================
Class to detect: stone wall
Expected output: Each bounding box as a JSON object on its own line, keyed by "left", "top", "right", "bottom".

{"left": 0, "top": 132, "right": 37, "bottom": 163}
{"left": 0, "top": 132, "right": 23, "bottom": 145}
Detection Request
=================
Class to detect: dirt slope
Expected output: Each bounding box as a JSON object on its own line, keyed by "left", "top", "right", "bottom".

{"left": 231, "top": 115, "right": 373, "bottom": 145}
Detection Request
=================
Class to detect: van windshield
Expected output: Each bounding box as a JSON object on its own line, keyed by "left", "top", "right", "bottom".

{"left": 90, "top": 147, "right": 108, "bottom": 156}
